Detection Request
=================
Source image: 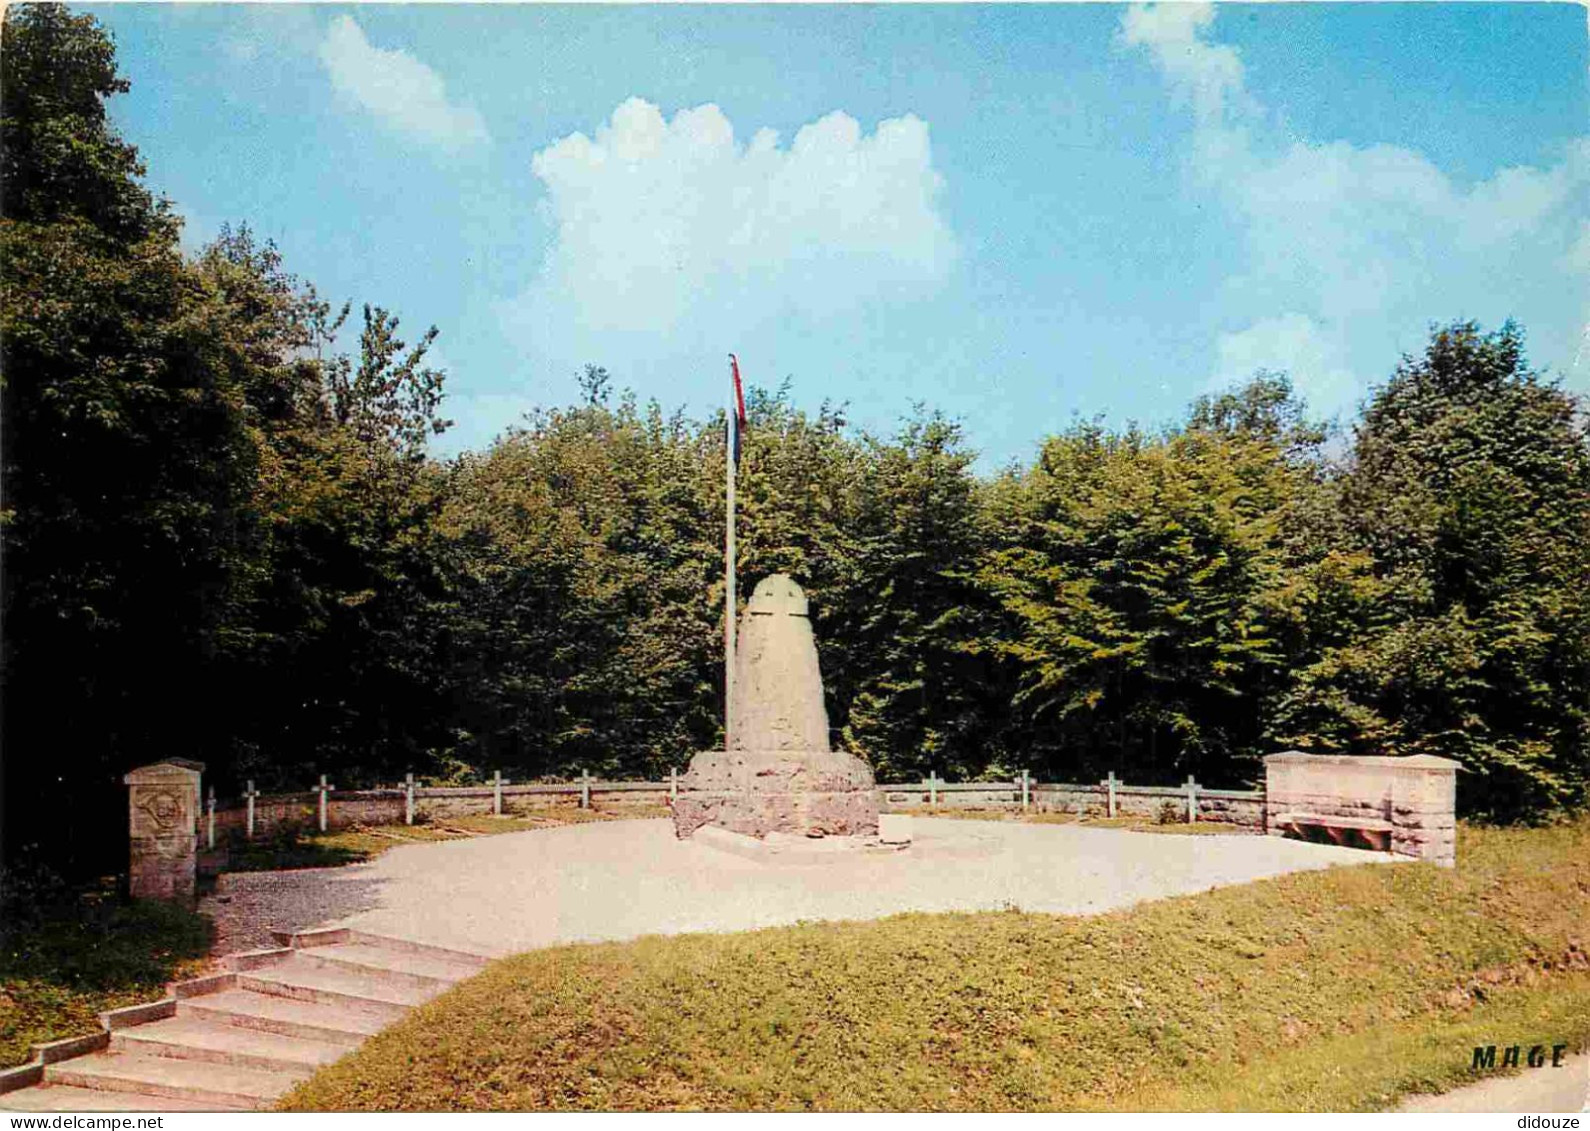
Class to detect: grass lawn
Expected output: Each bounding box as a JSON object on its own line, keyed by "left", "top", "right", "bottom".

{"left": 281, "top": 816, "right": 1590, "bottom": 1112}
{"left": 225, "top": 805, "right": 672, "bottom": 871}
{"left": 0, "top": 886, "right": 213, "bottom": 1069}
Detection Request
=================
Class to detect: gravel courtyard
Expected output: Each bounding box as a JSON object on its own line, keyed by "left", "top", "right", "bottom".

{"left": 287, "top": 817, "right": 1399, "bottom": 956}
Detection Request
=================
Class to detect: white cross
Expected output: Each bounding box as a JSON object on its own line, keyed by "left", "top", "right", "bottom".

{"left": 244, "top": 780, "right": 260, "bottom": 839}
{"left": 317, "top": 774, "right": 335, "bottom": 833}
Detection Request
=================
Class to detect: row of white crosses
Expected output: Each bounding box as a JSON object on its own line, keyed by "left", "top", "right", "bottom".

{"left": 225, "top": 776, "right": 334, "bottom": 840}
{"left": 225, "top": 766, "right": 632, "bottom": 839}
{"left": 914, "top": 769, "right": 1201, "bottom": 823}
{"left": 214, "top": 767, "right": 1199, "bottom": 838}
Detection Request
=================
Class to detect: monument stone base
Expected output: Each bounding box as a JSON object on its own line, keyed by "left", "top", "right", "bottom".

{"left": 673, "top": 747, "right": 879, "bottom": 840}
{"left": 690, "top": 824, "right": 905, "bottom": 864}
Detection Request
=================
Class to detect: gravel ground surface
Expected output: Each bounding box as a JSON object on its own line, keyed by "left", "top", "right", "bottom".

{"left": 198, "top": 865, "right": 388, "bottom": 955}
{"left": 1396, "top": 1051, "right": 1589, "bottom": 1113}
{"left": 300, "top": 816, "right": 1398, "bottom": 956}
{"left": 194, "top": 821, "right": 1588, "bottom": 1114}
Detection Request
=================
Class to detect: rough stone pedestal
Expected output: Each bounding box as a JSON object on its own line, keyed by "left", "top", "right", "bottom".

{"left": 675, "top": 574, "right": 879, "bottom": 841}
{"left": 672, "top": 749, "right": 879, "bottom": 838}
{"left": 124, "top": 759, "right": 204, "bottom": 901}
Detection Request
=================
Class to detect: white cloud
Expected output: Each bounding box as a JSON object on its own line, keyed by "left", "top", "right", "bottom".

{"left": 1121, "top": 3, "right": 1590, "bottom": 412}
{"left": 502, "top": 98, "right": 955, "bottom": 367}
{"left": 318, "top": 15, "right": 488, "bottom": 150}
{"left": 1119, "top": 2, "right": 1252, "bottom": 126}
{"left": 1214, "top": 313, "right": 1358, "bottom": 413}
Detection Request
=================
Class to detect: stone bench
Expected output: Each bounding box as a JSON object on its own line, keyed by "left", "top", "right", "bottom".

{"left": 1264, "top": 751, "right": 1458, "bottom": 867}
{"left": 1271, "top": 811, "right": 1394, "bottom": 852}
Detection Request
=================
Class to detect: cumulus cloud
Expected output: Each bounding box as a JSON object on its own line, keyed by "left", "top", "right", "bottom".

{"left": 1214, "top": 313, "right": 1358, "bottom": 411}
{"left": 319, "top": 15, "right": 488, "bottom": 150}
{"left": 1121, "top": 3, "right": 1590, "bottom": 410}
{"left": 502, "top": 98, "right": 955, "bottom": 367}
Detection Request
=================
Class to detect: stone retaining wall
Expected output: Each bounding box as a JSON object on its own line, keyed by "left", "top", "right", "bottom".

{"left": 212, "top": 783, "right": 674, "bottom": 839}
{"left": 877, "top": 781, "right": 1266, "bottom": 827}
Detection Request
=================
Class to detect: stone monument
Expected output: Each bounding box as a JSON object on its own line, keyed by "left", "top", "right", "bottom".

{"left": 124, "top": 758, "right": 204, "bottom": 901}
{"left": 673, "top": 574, "right": 879, "bottom": 841}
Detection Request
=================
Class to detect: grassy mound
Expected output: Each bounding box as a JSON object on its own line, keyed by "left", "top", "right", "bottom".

{"left": 281, "top": 819, "right": 1589, "bottom": 1112}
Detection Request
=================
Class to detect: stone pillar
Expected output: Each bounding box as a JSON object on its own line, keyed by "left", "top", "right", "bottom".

{"left": 124, "top": 759, "right": 205, "bottom": 902}
{"left": 1389, "top": 755, "right": 1459, "bottom": 867}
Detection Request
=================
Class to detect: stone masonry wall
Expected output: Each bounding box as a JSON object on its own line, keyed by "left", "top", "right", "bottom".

{"left": 211, "top": 783, "right": 674, "bottom": 839}
{"left": 206, "top": 777, "right": 1280, "bottom": 841}
{"left": 876, "top": 781, "right": 1266, "bottom": 827}
{"left": 1264, "top": 751, "right": 1457, "bottom": 866}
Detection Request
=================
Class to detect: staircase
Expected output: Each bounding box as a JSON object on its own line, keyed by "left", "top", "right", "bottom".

{"left": 0, "top": 929, "right": 491, "bottom": 1112}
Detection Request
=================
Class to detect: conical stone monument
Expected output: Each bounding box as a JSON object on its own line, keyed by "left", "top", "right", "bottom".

{"left": 673, "top": 574, "right": 879, "bottom": 840}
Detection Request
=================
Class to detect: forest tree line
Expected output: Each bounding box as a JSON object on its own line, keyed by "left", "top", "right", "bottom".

{"left": 4, "top": 6, "right": 1588, "bottom": 876}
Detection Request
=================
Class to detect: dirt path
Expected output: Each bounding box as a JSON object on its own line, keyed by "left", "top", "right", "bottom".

{"left": 1396, "top": 1051, "right": 1589, "bottom": 1112}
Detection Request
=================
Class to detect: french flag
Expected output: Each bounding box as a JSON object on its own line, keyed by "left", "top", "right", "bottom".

{"left": 729, "top": 353, "right": 748, "bottom": 467}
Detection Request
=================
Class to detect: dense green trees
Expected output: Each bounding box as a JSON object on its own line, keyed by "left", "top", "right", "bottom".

{"left": 4, "top": 7, "right": 1587, "bottom": 881}
{"left": 2, "top": 6, "right": 456, "bottom": 872}
{"left": 3, "top": 4, "right": 261, "bottom": 870}
{"left": 1275, "top": 323, "right": 1590, "bottom": 819}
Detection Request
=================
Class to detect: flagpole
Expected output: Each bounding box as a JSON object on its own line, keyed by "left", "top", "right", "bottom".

{"left": 724, "top": 359, "right": 737, "bottom": 752}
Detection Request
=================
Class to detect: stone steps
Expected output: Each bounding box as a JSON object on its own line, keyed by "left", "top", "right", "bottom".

{"left": 0, "top": 929, "right": 492, "bottom": 1113}
{"left": 235, "top": 956, "right": 429, "bottom": 1019}
{"left": 294, "top": 941, "right": 483, "bottom": 993}
{"left": 112, "top": 1015, "right": 356, "bottom": 1073}
{"left": 178, "top": 988, "right": 388, "bottom": 1044}
{"left": 0, "top": 1083, "right": 224, "bottom": 1113}
{"left": 43, "top": 1050, "right": 304, "bottom": 1111}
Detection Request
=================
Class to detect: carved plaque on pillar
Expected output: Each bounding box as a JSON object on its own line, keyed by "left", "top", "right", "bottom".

{"left": 124, "top": 758, "right": 205, "bottom": 901}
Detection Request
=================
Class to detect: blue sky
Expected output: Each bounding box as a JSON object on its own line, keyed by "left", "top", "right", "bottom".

{"left": 87, "top": 3, "right": 1590, "bottom": 466}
